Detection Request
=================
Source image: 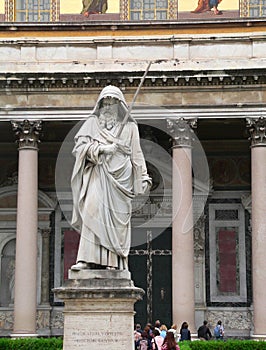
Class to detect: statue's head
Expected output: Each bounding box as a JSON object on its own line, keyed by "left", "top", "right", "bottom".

{"left": 97, "top": 85, "right": 127, "bottom": 103}
{"left": 92, "top": 85, "right": 136, "bottom": 124}
{"left": 99, "top": 96, "right": 119, "bottom": 116}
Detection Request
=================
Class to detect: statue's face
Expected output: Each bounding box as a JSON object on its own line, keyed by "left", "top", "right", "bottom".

{"left": 100, "top": 97, "right": 118, "bottom": 117}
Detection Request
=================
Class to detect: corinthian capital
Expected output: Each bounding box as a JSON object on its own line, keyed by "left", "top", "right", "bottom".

{"left": 11, "top": 120, "right": 42, "bottom": 149}
{"left": 246, "top": 117, "right": 266, "bottom": 147}
{"left": 166, "top": 117, "right": 197, "bottom": 148}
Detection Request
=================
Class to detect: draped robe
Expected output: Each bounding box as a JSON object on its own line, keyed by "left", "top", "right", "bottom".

{"left": 71, "top": 115, "right": 151, "bottom": 269}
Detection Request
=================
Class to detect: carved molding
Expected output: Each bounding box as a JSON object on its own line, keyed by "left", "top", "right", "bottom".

{"left": 207, "top": 309, "right": 252, "bottom": 331}
{"left": 11, "top": 120, "right": 42, "bottom": 149}
{"left": 1, "top": 70, "right": 266, "bottom": 92}
{"left": 246, "top": 117, "right": 266, "bottom": 147}
{"left": 166, "top": 117, "right": 197, "bottom": 148}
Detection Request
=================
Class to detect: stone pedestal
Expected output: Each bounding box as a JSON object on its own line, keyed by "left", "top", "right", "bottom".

{"left": 54, "top": 270, "right": 144, "bottom": 350}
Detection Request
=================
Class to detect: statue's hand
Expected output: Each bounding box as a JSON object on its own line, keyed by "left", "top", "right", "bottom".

{"left": 142, "top": 181, "right": 150, "bottom": 194}
{"left": 99, "top": 143, "right": 118, "bottom": 155}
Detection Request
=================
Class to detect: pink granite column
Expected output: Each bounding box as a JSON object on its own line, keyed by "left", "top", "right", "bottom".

{"left": 11, "top": 120, "right": 42, "bottom": 337}
{"left": 167, "top": 118, "right": 197, "bottom": 335}
{"left": 247, "top": 117, "right": 266, "bottom": 339}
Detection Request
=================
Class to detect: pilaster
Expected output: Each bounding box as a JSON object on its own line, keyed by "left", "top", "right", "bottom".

{"left": 40, "top": 228, "right": 51, "bottom": 305}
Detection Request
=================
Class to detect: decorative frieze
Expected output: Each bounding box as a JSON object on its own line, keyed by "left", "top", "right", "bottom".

{"left": 166, "top": 117, "right": 197, "bottom": 148}
{"left": 207, "top": 309, "right": 252, "bottom": 331}
{"left": 1, "top": 70, "right": 266, "bottom": 92}
{"left": 0, "top": 310, "right": 13, "bottom": 331}
{"left": 11, "top": 120, "right": 42, "bottom": 149}
{"left": 246, "top": 117, "right": 266, "bottom": 147}
{"left": 0, "top": 309, "right": 62, "bottom": 335}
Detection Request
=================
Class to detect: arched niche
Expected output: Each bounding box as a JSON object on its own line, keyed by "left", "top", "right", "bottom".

{"left": 0, "top": 185, "right": 56, "bottom": 307}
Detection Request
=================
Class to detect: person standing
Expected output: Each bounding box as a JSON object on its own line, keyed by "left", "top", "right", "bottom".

{"left": 154, "top": 320, "right": 161, "bottom": 334}
{"left": 197, "top": 320, "right": 212, "bottom": 340}
{"left": 162, "top": 332, "right": 180, "bottom": 350}
{"left": 71, "top": 85, "right": 151, "bottom": 271}
{"left": 168, "top": 324, "right": 179, "bottom": 342}
{"left": 137, "top": 331, "right": 153, "bottom": 350}
{"left": 160, "top": 325, "right": 168, "bottom": 339}
{"left": 134, "top": 324, "right": 142, "bottom": 349}
{"left": 152, "top": 329, "right": 164, "bottom": 350}
{"left": 214, "top": 320, "right": 225, "bottom": 340}
{"left": 179, "top": 322, "right": 191, "bottom": 341}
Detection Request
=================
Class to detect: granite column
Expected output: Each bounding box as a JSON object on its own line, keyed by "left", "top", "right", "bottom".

{"left": 167, "top": 118, "right": 197, "bottom": 334}
{"left": 11, "top": 120, "right": 42, "bottom": 337}
{"left": 247, "top": 117, "right": 266, "bottom": 339}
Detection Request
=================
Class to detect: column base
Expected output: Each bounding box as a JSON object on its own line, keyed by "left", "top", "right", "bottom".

{"left": 251, "top": 334, "right": 266, "bottom": 341}
{"left": 10, "top": 333, "right": 39, "bottom": 338}
{"left": 53, "top": 269, "right": 144, "bottom": 350}
{"left": 190, "top": 333, "right": 200, "bottom": 341}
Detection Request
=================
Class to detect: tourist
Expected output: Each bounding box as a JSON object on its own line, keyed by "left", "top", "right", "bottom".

{"left": 137, "top": 331, "right": 153, "bottom": 350}
{"left": 214, "top": 320, "right": 224, "bottom": 340}
{"left": 160, "top": 324, "right": 168, "bottom": 339}
{"left": 152, "top": 329, "right": 164, "bottom": 350}
{"left": 197, "top": 320, "right": 212, "bottom": 340}
{"left": 162, "top": 331, "right": 180, "bottom": 350}
{"left": 134, "top": 323, "right": 142, "bottom": 349}
{"left": 179, "top": 321, "right": 191, "bottom": 341}
{"left": 168, "top": 324, "right": 179, "bottom": 342}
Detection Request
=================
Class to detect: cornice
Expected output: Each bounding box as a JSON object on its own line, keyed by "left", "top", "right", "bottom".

{"left": 1, "top": 106, "right": 266, "bottom": 121}
{"left": 1, "top": 18, "right": 266, "bottom": 33}
{"left": 0, "top": 69, "right": 266, "bottom": 91}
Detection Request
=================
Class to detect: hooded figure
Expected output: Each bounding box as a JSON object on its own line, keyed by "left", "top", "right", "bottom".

{"left": 71, "top": 85, "right": 151, "bottom": 270}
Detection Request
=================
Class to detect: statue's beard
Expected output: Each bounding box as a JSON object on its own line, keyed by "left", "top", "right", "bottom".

{"left": 99, "top": 111, "right": 117, "bottom": 130}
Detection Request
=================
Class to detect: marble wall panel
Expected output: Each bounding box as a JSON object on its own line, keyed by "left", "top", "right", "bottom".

{"left": 36, "top": 45, "right": 97, "bottom": 62}
{"left": 112, "top": 44, "right": 173, "bottom": 60}
{"left": 189, "top": 42, "right": 252, "bottom": 60}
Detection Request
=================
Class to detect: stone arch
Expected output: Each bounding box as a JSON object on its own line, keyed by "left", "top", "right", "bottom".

{"left": 0, "top": 185, "right": 56, "bottom": 307}
{"left": 0, "top": 185, "right": 56, "bottom": 210}
{"left": 0, "top": 239, "right": 16, "bottom": 306}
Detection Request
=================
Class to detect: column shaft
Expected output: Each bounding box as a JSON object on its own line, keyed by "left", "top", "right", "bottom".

{"left": 172, "top": 146, "right": 195, "bottom": 332}
{"left": 247, "top": 117, "right": 266, "bottom": 338}
{"left": 11, "top": 120, "right": 41, "bottom": 336}
{"left": 13, "top": 149, "right": 38, "bottom": 334}
{"left": 167, "top": 118, "right": 197, "bottom": 334}
{"left": 252, "top": 146, "right": 266, "bottom": 336}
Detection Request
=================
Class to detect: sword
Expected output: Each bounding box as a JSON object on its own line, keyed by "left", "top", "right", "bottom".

{"left": 116, "top": 60, "right": 152, "bottom": 138}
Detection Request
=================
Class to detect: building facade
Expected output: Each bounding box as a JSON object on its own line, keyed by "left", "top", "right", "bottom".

{"left": 0, "top": 15, "right": 266, "bottom": 339}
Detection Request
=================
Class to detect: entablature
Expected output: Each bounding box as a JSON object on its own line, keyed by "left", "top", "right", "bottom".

{"left": 0, "top": 68, "right": 266, "bottom": 91}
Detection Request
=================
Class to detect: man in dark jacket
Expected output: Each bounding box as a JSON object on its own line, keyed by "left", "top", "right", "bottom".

{"left": 198, "top": 320, "right": 212, "bottom": 340}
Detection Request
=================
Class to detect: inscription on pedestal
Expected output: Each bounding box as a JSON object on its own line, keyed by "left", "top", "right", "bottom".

{"left": 69, "top": 330, "right": 127, "bottom": 347}
{"left": 64, "top": 313, "right": 133, "bottom": 350}
{"left": 53, "top": 273, "right": 144, "bottom": 350}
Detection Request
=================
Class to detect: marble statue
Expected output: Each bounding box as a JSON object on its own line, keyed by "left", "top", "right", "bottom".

{"left": 71, "top": 85, "right": 151, "bottom": 270}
